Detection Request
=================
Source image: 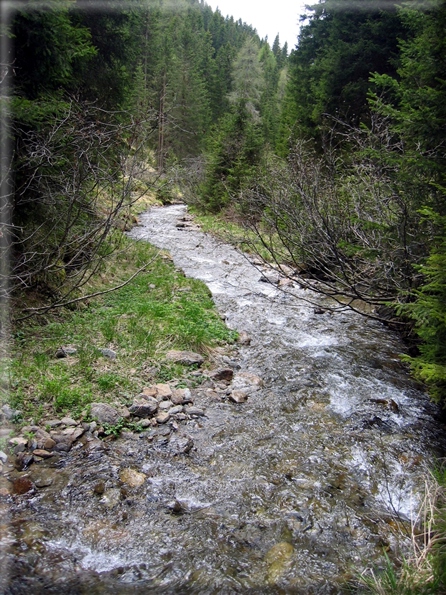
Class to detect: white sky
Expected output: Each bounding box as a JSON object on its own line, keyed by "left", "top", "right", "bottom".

{"left": 205, "top": 0, "right": 311, "bottom": 50}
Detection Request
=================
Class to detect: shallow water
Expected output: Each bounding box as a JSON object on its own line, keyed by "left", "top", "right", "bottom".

{"left": 2, "top": 204, "right": 445, "bottom": 594}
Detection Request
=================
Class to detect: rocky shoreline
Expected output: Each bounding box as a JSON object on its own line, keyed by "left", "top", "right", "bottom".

{"left": 0, "top": 343, "right": 267, "bottom": 497}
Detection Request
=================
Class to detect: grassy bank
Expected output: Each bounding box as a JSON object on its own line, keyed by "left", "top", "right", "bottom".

{"left": 8, "top": 236, "right": 237, "bottom": 426}
{"left": 358, "top": 465, "right": 446, "bottom": 595}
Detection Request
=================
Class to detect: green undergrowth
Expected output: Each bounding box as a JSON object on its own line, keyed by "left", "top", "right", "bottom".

{"left": 8, "top": 237, "right": 237, "bottom": 424}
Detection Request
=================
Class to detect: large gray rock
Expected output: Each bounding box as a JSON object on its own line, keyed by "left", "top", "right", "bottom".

{"left": 165, "top": 350, "right": 204, "bottom": 366}
{"left": 90, "top": 402, "right": 121, "bottom": 425}
{"left": 2, "top": 404, "right": 21, "bottom": 421}
{"left": 129, "top": 397, "right": 158, "bottom": 418}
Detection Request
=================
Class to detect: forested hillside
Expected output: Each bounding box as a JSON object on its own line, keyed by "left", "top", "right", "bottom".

{"left": 1, "top": 0, "right": 445, "bottom": 403}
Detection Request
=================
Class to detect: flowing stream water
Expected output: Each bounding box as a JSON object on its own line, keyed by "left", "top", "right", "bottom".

{"left": 2, "top": 204, "right": 445, "bottom": 594}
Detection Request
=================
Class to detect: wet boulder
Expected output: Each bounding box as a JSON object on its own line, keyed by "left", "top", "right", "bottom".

{"left": 232, "top": 372, "right": 263, "bottom": 394}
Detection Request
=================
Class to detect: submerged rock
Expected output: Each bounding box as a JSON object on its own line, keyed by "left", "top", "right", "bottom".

{"left": 265, "top": 542, "right": 294, "bottom": 584}
{"left": 119, "top": 468, "right": 146, "bottom": 488}
{"left": 168, "top": 434, "right": 194, "bottom": 454}
{"left": 100, "top": 488, "right": 121, "bottom": 508}
{"left": 12, "top": 476, "right": 34, "bottom": 495}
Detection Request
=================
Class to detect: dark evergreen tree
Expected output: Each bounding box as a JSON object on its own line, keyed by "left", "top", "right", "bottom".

{"left": 278, "top": 0, "right": 406, "bottom": 148}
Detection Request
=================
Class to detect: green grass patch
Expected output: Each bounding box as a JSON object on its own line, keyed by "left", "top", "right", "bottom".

{"left": 9, "top": 237, "right": 237, "bottom": 424}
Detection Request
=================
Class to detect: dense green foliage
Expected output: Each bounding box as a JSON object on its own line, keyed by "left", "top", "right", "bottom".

{"left": 2, "top": 0, "right": 261, "bottom": 306}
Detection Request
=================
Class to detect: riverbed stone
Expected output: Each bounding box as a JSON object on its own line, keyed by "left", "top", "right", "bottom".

{"left": 141, "top": 386, "right": 157, "bottom": 398}
{"left": 33, "top": 474, "right": 54, "bottom": 488}
{"left": 32, "top": 449, "right": 53, "bottom": 459}
{"left": 186, "top": 406, "right": 205, "bottom": 417}
{"left": 14, "top": 452, "right": 34, "bottom": 470}
{"left": 61, "top": 417, "right": 78, "bottom": 426}
{"left": 229, "top": 390, "right": 248, "bottom": 403}
{"left": 31, "top": 428, "right": 53, "bottom": 449}
{"left": 100, "top": 488, "right": 121, "bottom": 508}
{"left": 166, "top": 499, "right": 186, "bottom": 513}
{"left": 159, "top": 400, "right": 173, "bottom": 411}
{"left": 171, "top": 388, "right": 192, "bottom": 405}
{"left": 53, "top": 441, "right": 71, "bottom": 453}
{"left": 165, "top": 350, "right": 204, "bottom": 366}
{"left": 265, "top": 542, "right": 294, "bottom": 584}
{"left": 232, "top": 372, "right": 263, "bottom": 393}
{"left": 168, "top": 405, "right": 183, "bottom": 415}
{"left": 155, "top": 384, "right": 172, "bottom": 399}
{"left": 155, "top": 411, "right": 170, "bottom": 424}
{"left": 9, "top": 436, "right": 28, "bottom": 448}
{"left": 90, "top": 403, "right": 121, "bottom": 425}
{"left": 44, "top": 437, "right": 57, "bottom": 450}
{"left": 129, "top": 397, "right": 158, "bottom": 418}
{"left": 237, "top": 331, "right": 251, "bottom": 345}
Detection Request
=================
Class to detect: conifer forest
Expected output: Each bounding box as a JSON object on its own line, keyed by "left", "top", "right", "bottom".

{"left": 2, "top": 2, "right": 446, "bottom": 593}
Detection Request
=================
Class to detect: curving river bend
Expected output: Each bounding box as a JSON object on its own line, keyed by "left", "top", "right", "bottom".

{"left": 2, "top": 204, "right": 445, "bottom": 594}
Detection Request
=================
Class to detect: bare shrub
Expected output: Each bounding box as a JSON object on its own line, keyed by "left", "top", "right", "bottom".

{"left": 239, "top": 115, "right": 429, "bottom": 318}
{"left": 3, "top": 99, "right": 158, "bottom": 318}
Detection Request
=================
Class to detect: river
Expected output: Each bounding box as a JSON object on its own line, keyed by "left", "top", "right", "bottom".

{"left": 2, "top": 204, "right": 445, "bottom": 594}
